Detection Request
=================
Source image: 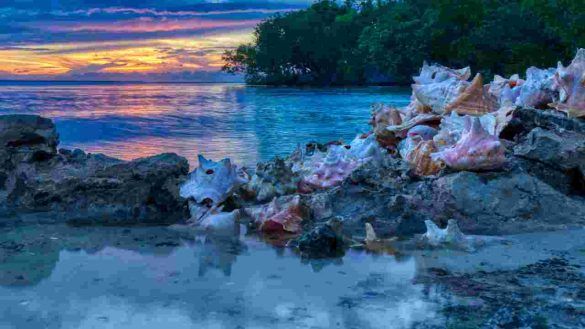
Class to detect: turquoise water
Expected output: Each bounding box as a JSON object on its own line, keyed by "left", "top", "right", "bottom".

{"left": 0, "top": 82, "right": 410, "bottom": 166}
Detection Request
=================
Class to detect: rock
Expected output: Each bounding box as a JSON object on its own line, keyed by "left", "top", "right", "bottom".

{"left": 296, "top": 218, "right": 346, "bottom": 258}
{"left": 423, "top": 171, "right": 585, "bottom": 234}
{"left": 0, "top": 115, "right": 189, "bottom": 224}
{"left": 0, "top": 115, "right": 58, "bottom": 165}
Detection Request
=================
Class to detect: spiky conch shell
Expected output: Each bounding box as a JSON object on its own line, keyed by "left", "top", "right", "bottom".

{"left": 445, "top": 73, "right": 498, "bottom": 116}
{"left": 404, "top": 138, "right": 443, "bottom": 176}
{"left": 413, "top": 62, "right": 471, "bottom": 85}
{"left": 180, "top": 155, "right": 249, "bottom": 207}
{"left": 431, "top": 117, "right": 506, "bottom": 171}
{"left": 550, "top": 48, "right": 585, "bottom": 118}
{"left": 412, "top": 77, "right": 470, "bottom": 115}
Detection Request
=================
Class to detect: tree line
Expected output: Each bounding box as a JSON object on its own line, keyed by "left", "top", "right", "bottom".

{"left": 222, "top": 0, "right": 584, "bottom": 86}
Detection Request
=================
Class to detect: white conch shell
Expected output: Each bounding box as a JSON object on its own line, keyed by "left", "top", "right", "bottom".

{"left": 188, "top": 203, "right": 240, "bottom": 231}
{"left": 348, "top": 134, "right": 388, "bottom": 164}
{"left": 180, "top": 155, "right": 249, "bottom": 206}
{"left": 413, "top": 62, "right": 471, "bottom": 84}
{"left": 551, "top": 48, "right": 585, "bottom": 118}
{"left": 412, "top": 77, "right": 470, "bottom": 114}
{"left": 421, "top": 219, "right": 466, "bottom": 247}
{"left": 515, "top": 66, "right": 557, "bottom": 108}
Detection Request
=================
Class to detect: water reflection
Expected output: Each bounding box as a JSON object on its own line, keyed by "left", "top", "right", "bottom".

{"left": 0, "top": 225, "right": 441, "bottom": 328}
{"left": 0, "top": 83, "right": 410, "bottom": 167}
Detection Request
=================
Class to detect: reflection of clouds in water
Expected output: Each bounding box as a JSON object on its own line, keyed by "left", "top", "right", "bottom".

{"left": 65, "top": 133, "right": 260, "bottom": 168}
{"left": 0, "top": 83, "right": 410, "bottom": 167}
{"left": 0, "top": 230, "right": 439, "bottom": 329}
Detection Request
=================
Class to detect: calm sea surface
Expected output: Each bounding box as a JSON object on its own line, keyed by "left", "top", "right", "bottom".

{"left": 0, "top": 82, "right": 434, "bottom": 329}
{"left": 0, "top": 82, "right": 410, "bottom": 167}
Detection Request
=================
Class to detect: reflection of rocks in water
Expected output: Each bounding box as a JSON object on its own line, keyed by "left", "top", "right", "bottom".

{"left": 197, "top": 235, "right": 246, "bottom": 277}
{"left": 0, "top": 225, "right": 185, "bottom": 287}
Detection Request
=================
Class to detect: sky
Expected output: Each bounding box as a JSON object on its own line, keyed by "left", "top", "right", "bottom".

{"left": 0, "top": 0, "right": 311, "bottom": 82}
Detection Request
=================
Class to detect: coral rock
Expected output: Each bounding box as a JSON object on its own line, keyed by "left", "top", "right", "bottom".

{"left": 245, "top": 157, "right": 299, "bottom": 202}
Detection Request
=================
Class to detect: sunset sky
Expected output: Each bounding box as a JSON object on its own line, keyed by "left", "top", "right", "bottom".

{"left": 0, "top": 0, "right": 310, "bottom": 81}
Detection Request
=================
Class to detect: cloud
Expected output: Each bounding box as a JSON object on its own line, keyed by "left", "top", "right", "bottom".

{"left": 0, "top": 0, "right": 310, "bottom": 80}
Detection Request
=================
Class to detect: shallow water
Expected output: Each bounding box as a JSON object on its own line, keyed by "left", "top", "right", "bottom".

{"left": 0, "top": 82, "right": 410, "bottom": 167}
{"left": 0, "top": 225, "right": 445, "bottom": 329}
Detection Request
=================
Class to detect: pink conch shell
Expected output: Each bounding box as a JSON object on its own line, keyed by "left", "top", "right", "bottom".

{"left": 432, "top": 117, "right": 506, "bottom": 171}
{"left": 445, "top": 73, "right": 498, "bottom": 116}
{"left": 369, "top": 104, "right": 403, "bottom": 152}
{"left": 413, "top": 62, "right": 471, "bottom": 84}
{"left": 300, "top": 145, "right": 359, "bottom": 191}
{"left": 412, "top": 77, "right": 470, "bottom": 114}
{"left": 245, "top": 195, "right": 304, "bottom": 234}
{"left": 404, "top": 138, "right": 443, "bottom": 176}
{"left": 551, "top": 48, "right": 585, "bottom": 118}
{"left": 515, "top": 66, "right": 556, "bottom": 108}
{"left": 433, "top": 112, "right": 496, "bottom": 151}
{"left": 180, "top": 155, "right": 249, "bottom": 206}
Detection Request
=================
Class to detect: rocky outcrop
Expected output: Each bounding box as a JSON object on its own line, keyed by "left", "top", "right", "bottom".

{"left": 0, "top": 115, "right": 189, "bottom": 225}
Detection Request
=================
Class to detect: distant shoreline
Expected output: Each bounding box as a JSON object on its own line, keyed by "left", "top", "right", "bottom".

{"left": 0, "top": 80, "right": 245, "bottom": 85}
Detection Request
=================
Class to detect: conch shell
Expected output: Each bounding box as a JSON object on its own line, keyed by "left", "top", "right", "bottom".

{"left": 187, "top": 203, "right": 240, "bottom": 231}
{"left": 180, "top": 155, "right": 249, "bottom": 206}
{"left": 370, "top": 104, "right": 403, "bottom": 151}
{"left": 488, "top": 74, "right": 523, "bottom": 105}
{"left": 404, "top": 138, "right": 443, "bottom": 176}
{"left": 413, "top": 62, "right": 471, "bottom": 84}
{"left": 412, "top": 77, "right": 470, "bottom": 114}
{"left": 433, "top": 112, "right": 496, "bottom": 151}
{"left": 420, "top": 219, "right": 467, "bottom": 248}
{"left": 515, "top": 66, "right": 557, "bottom": 108}
{"left": 300, "top": 145, "right": 358, "bottom": 191}
{"left": 444, "top": 73, "right": 498, "bottom": 116}
{"left": 432, "top": 117, "right": 506, "bottom": 171}
{"left": 551, "top": 48, "right": 585, "bottom": 118}
{"left": 385, "top": 113, "right": 442, "bottom": 137}
{"left": 245, "top": 195, "right": 304, "bottom": 234}
{"left": 348, "top": 133, "right": 388, "bottom": 164}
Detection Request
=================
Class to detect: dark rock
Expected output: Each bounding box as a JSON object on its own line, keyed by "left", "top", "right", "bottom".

{"left": 0, "top": 115, "right": 189, "bottom": 225}
{"left": 514, "top": 127, "right": 585, "bottom": 195}
{"left": 418, "top": 171, "right": 585, "bottom": 234}
{"left": 296, "top": 218, "right": 346, "bottom": 258}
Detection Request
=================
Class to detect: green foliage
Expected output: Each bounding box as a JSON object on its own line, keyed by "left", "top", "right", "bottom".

{"left": 222, "top": 0, "right": 584, "bottom": 85}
